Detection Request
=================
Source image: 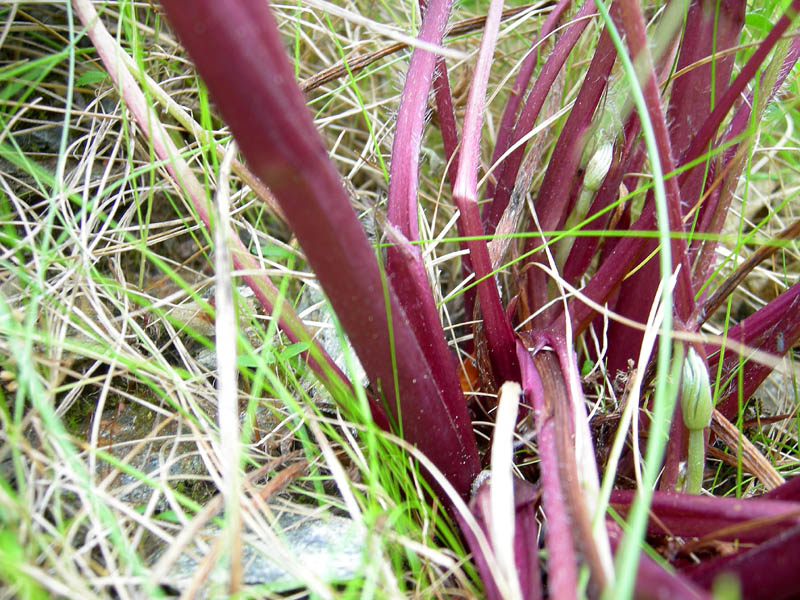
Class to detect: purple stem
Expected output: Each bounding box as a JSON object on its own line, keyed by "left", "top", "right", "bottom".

{"left": 667, "top": 0, "right": 745, "bottom": 275}
{"left": 521, "top": 14, "right": 616, "bottom": 326}
{"left": 610, "top": 489, "right": 800, "bottom": 544}
{"left": 431, "top": 55, "right": 461, "bottom": 187}
{"left": 764, "top": 475, "right": 800, "bottom": 502}
{"left": 617, "top": 0, "right": 694, "bottom": 321}
{"left": 380, "top": 0, "right": 474, "bottom": 407}
{"left": 561, "top": 116, "right": 640, "bottom": 284}
{"left": 159, "top": 0, "right": 480, "bottom": 498}
{"left": 484, "top": 0, "right": 597, "bottom": 235}
{"left": 517, "top": 341, "right": 579, "bottom": 599}
{"left": 429, "top": 56, "right": 479, "bottom": 351}
{"left": 721, "top": 35, "right": 800, "bottom": 165}
{"left": 606, "top": 521, "right": 711, "bottom": 600}
{"left": 382, "top": 221, "right": 463, "bottom": 398}
{"left": 485, "top": 0, "right": 574, "bottom": 207}
{"left": 678, "top": 0, "right": 800, "bottom": 186}
{"left": 453, "top": 0, "right": 519, "bottom": 383}
{"left": 666, "top": 0, "right": 745, "bottom": 164}
{"left": 590, "top": 0, "right": 696, "bottom": 383}
{"left": 549, "top": 205, "right": 656, "bottom": 336}
{"left": 461, "top": 480, "right": 543, "bottom": 600}
{"left": 387, "top": 0, "right": 454, "bottom": 241}
{"left": 708, "top": 279, "right": 800, "bottom": 421}
{"left": 682, "top": 523, "right": 800, "bottom": 600}
{"left": 691, "top": 34, "right": 800, "bottom": 300}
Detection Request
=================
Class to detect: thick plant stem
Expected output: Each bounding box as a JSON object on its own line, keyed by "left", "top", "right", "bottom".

{"left": 686, "top": 429, "right": 705, "bottom": 495}
{"left": 516, "top": 342, "right": 579, "bottom": 599}
{"left": 452, "top": 0, "right": 519, "bottom": 383}
{"left": 384, "top": 0, "right": 468, "bottom": 413}
{"left": 158, "top": 0, "right": 481, "bottom": 500}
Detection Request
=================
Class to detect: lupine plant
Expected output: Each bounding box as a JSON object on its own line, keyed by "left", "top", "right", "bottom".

{"left": 70, "top": 0, "right": 800, "bottom": 597}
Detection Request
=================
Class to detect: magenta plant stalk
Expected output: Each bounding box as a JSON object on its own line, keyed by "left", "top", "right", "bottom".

{"left": 605, "top": 522, "right": 711, "bottom": 600}
{"left": 611, "top": 489, "right": 800, "bottom": 543}
{"left": 483, "top": 0, "right": 586, "bottom": 233}
{"left": 384, "top": 0, "right": 475, "bottom": 415}
{"left": 710, "top": 280, "right": 800, "bottom": 419}
{"left": 679, "top": 0, "right": 800, "bottom": 186}
{"left": 387, "top": 0, "right": 452, "bottom": 244}
{"left": 157, "top": 0, "right": 481, "bottom": 500}
{"left": 516, "top": 341, "right": 580, "bottom": 597}
{"left": 460, "top": 478, "right": 542, "bottom": 600}
{"left": 450, "top": 0, "right": 519, "bottom": 384}
{"left": 683, "top": 523, "right": 800, "bottom": 600}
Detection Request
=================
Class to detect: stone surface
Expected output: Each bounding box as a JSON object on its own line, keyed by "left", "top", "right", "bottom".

{"left": 154, "top": 506, "right": 366, "bottom": 596}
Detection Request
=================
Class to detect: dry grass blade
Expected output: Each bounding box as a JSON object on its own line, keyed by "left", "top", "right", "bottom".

{"left": 300, "top": 3, "right": 540, "bottom": 92}
{"left": 489, "top": 381, "right": 524, "bottom": 600}
{"left": 213, "top": 141, "right": 242, "bottom": 594}
{"left": 710, "top": 408, "right": 785, "bottom": 490}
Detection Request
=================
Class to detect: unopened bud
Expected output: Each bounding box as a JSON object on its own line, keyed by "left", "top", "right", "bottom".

{"left": 583, "top": 143, "right": 614, "bottom": 192}
{"left": 680, "top": 347, "right": 713, "bottom": 431}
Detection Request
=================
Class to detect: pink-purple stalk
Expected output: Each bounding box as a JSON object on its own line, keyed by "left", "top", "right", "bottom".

{"left": 76, "top": 0, "right": 800, "bottom": 596}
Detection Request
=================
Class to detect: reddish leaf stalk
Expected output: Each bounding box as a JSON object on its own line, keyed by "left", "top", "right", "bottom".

{"left": 616, "top": 0, "right": 694, "bottom": 321}
{"left": 388, "top": 0, "right": 454, "bottom": 241}
{"left": 678, "top": 0, "right": 800, "bottom": 184}
{"left": 610, "top": 489, "right": 800, "bottom": 544}
{"left": 549, "top": 206, "right": 659, "bottom": 335}
{"left": 516, "top": 341, "right": 579, "bottom": 599}
{"left": 691, "top": 34, "right": 800, "bottom": 303}
{"left": 429, "top": 46, "right": 476, "bottom": 350}
{"left": 485, "top": 0, "right": 598, "bottom": 234}
{"left": 666, "top": 0, "right": 745, "bottom": 164}
{"left": 605, "top": 521, "right": 711, "bottom": 600}
{"left": 527, "top": 332, "right": 613, "bottom": 591}
{"left": 382, "top": 0, "right": 476, "bottom": 409}
{"left": 431, "top": 56, "right": 461, "bottom": 186}
{"left": 484, "top": 0, "right": 574, "bottom": 209}
{"left": 452, "top": 0, "right": 519, "bottom": 384}
{"left": 462, "top": 480, "right": 543, "bottom": 600}
{"left": 561, "top": 117, "right": 640, "bottom": 284}
{"left": 708, "top": 280, "right": 800, "bottom": 420}
{"left": 665, "top": 0, "right": 745, "bottom": 270}
{"left": 159, "top": 0, "right": 481, "bottom": 499}
{"left": 683, "top": 523, "right": 800, "bottom": 600}
{"left": 382, "top": 223, "right": 465, "bottom": 406}
{"left": 721, "top": 34, "right": 800, "bottom": 164}
{"left": 523, "top": 6, "right": 613, "bottom": 235}
{"left": 521, "top": 16, "right": 616, "bottom": 328}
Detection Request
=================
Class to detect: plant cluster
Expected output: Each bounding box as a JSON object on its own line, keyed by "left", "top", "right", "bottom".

{"left": 3, "top": 0, "right": 800, "bottom": 598}
{"left": 147, "top": 0, "right": 800, "bottom": 596}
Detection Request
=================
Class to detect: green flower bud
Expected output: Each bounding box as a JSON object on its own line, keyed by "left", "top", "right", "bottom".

{"left": 680, "top": 347, "right": 713, "bottom": 431}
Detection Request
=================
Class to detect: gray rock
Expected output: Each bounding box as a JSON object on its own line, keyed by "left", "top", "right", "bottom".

{"left": 154, "top": 507, "right": 365, "bottom": 596}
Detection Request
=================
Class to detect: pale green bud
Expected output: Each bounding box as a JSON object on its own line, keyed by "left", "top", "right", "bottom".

{"left": 680, "top": 347, "right": 713, "bottom": 431}
{"left": 583, "top": 143, "right": 614, "bottom": 192}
